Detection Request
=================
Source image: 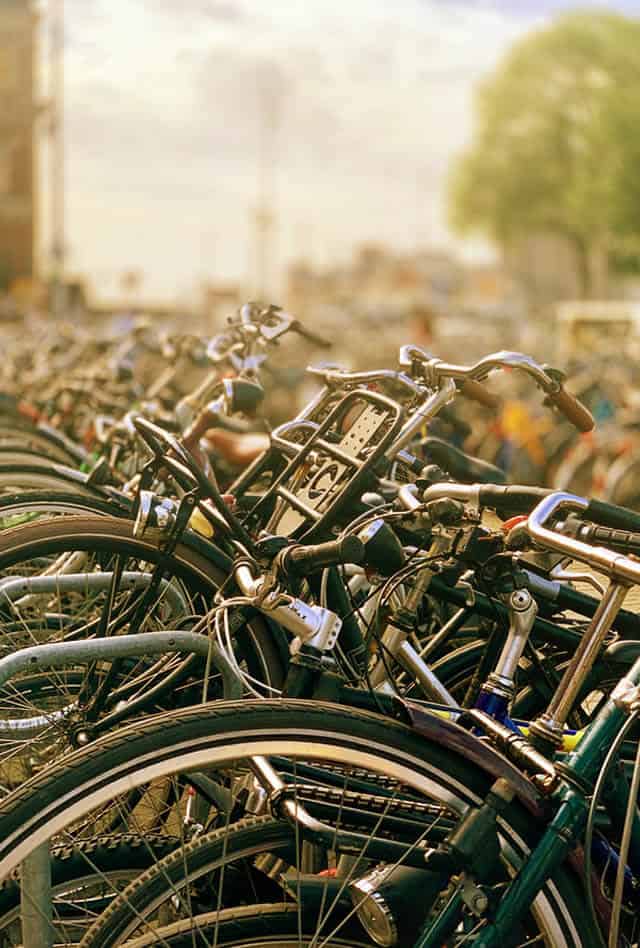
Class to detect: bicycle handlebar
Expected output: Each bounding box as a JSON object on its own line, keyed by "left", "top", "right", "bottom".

{"left": 305, "top": 366, "right": 427, "bottom": 397}
{"left": 306, "top": 345, "right": 593, "bottom": 436}
{"left": 415, "top": 483, "right": 640, "bottom": 540}
{"left": 288, "top": 320, "right": 332, "bottom": 350}
{"left": 399, "top": 346, "right": 553, "bottom": 386}
{"left": 527, "top": 491, "right": 640, "bottom": 585}
{"left": 208, "top": 304, "right": 331, "bottom": 368}
{"left": 563, "top": 521, "right": 640, "bottom": 556}
{"left": 398, "top": 346, "right": 594, "bottom": 433}
{"left": 458, "top": 379, "right": 501, "bottom": 411}
{"left": 584, "top": 498, "right": 640, "bottom": 533}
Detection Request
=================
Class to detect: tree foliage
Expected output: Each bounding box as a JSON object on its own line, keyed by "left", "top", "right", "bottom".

{"left": 449, "top": 11, "right": 640, "bottom": 295}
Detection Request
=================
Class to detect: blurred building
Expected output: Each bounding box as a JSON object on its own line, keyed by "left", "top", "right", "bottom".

{"left": 0, "top": 0, "right": 36, "bottom": 289}
{"left": 199, "top": 281, "right": 242, "bottom": 329}
{"left": 286, "top": 243, "right": 463, "bottom": 318}
{"left": 285, "top": 244, "right": 466, "bottom": 368}
{"left": 285, "top": 242, "right": 536, "bottom": 364}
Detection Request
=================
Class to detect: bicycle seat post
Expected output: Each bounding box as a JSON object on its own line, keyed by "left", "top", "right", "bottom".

{"left": 528, "top": 579, "right": 629, "bottom": 753}
{"left": 525, "top": 490, "right": 638, "bottom": 753}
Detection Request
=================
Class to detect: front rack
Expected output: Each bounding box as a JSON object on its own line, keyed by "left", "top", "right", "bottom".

{"left": 238, "top": 388, "right": 404, "bottom": 541}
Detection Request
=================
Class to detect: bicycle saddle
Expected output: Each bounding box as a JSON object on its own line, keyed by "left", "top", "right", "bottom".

{"left": 204, "top": 428, "right": 269, "bottom": 467}
{"left": 419, "top": 437, "right": 506, "bottom": 485}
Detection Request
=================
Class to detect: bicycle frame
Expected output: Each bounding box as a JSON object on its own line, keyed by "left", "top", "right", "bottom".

{"left": 416, "top": 491, "right": 640, "bottom": 945}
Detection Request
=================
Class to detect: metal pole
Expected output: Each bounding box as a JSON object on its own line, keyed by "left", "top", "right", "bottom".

{"left": 49, "top": 0, "right": 65, "bottom": 318}
{"left": 21, "top": 842, "right": 53, "bottom": 948}
{"left": 253, "top": 63, "right": 281, "bottom": 300}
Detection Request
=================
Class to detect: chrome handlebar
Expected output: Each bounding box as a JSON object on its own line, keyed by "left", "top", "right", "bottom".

{"left": 305, "top": 366, "right": 428, "bottom": 397}
{"left": 398, "top": 346, "right": 594, "bottom": 432}
{"left": 399, "top": 346, "right": 560, "bottom": 392}
{"left": 527, "top": 492, "right": 640, "bottom": 586}
{"left": 309, "top": 348, "right": 566, "bottom": 400}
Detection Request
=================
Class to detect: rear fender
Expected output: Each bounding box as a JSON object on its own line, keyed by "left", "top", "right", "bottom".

{"left": 402, "top": 699, "right": 548, "bottom": 818}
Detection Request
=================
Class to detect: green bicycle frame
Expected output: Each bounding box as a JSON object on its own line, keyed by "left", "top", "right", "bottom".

{"left": 431, "top": 651, "right": 640, "bottom": 947}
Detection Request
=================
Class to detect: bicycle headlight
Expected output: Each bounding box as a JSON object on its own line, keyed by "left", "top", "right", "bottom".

{"left": 349, "top": 863, "right": 429, "bottom": 947}
{"left": 133, "top": 490, "right": 177, "bottom": 539}
{"left": 350, "top": 868, "right": 398, "bottom": 946}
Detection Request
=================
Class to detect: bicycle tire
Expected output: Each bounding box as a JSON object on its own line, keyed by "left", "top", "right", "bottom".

{"left": 0, "top": 464, "right": 100, "bottom": 496}
{"left": 81, "top": 816, "right": 304, "bottom": 946}
{"left": 605, "top": 455, "right": 640, "bottom": 511}
{"left": 0, "top": 425, "right": 78, "bottom": 465}
{"left": 0, "top": 490, "right": 132, "bottom": 530}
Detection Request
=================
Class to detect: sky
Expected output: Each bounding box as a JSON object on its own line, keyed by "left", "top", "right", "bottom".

{"left": 38, "top": 0, "right": 640, "bottom": 302}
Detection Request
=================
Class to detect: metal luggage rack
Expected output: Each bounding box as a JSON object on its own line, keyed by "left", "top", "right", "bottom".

{"left": 235, "top": 388, "right": 404, "bottom": 542}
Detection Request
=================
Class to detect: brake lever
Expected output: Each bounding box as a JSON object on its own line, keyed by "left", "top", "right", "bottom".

{"left": 258, "top": 308, "right": 332, "bottom": 350}
{"left": 549, "top": 556, "right": 606, "bottom": 596}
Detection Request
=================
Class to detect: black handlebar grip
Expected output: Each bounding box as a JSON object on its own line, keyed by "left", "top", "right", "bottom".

{"left": 562, "top": 519, "right": 640, "bottom": 555}
{"left": 478, "top": 485, "right": 551, "bottom": 516}
{"left": 585, "top": 498, "right": 640, "bottom": 534}
{"left": 548, "top": 387, "right": 595, "bottom": 433}
{"left": 589, "top": 525, "right": 640, "bottom": 554}
{"left": 283, "top": 535, "right": 365, "bottom": 577}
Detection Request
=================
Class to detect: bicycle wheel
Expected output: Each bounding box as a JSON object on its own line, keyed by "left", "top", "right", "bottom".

{"left": 0, "top": 700, "right": 596, "bottom": 948}
{"left": 0, "top": 424, "right": 78, "bottom": 465}
{"left": 0, "top": 516, "right": 284, "bottom": 796}
{"left": 0, "top": 449, "right": 78, "bottom": 469}
{"left": 605, "top": 455, "right": 640, "bottom": 511}
{"left": 0, "top": 833, "right": 178, "bottom": 945}
{"left": 82, "top": 816, "right": 364, "bottom": 947}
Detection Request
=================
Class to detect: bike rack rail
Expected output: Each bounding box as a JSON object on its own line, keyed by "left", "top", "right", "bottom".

{"left": 1, "top": 631, "right": 241, "bottom": 948}
{"left": 0, "top": 570, "right": 188, "bottom": 615}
